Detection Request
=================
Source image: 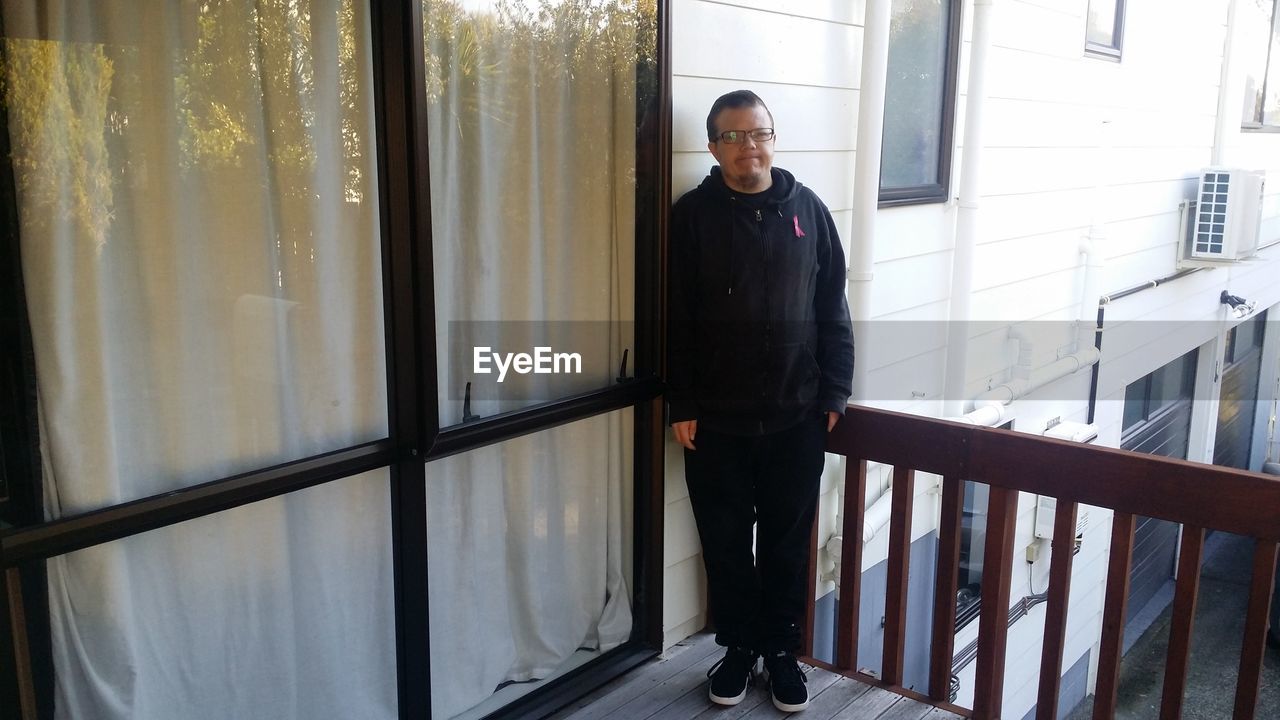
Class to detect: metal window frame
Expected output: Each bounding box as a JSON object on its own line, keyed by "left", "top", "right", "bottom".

{"left": 0, "top": 0, "right": 672, "bottom": 717}
{"left": 1084, "top": 0, "right": 1125, "bottom": 61}
{"left": 877, "top": 0, "right": 964, "bottom": 207}
{"left": 1244, "top": 0, "right": 1280, "bottom": 129}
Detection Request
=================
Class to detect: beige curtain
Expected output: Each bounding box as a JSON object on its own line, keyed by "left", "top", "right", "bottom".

{"left": 3, "top": 1, "right": 395, "bottom": 718}
{"left": 421, "top": 1, "right": 650, "bottom": 716}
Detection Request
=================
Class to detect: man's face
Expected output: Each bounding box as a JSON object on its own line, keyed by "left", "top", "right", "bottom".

{"left": 708, "top": 104, "right": 775, "bottom": 193}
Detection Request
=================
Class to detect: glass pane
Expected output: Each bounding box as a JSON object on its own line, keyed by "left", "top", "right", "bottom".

{"left": 1240, "top": 0, "right": 1276, "bottom": 124}
{"left": 1086, "top": 0, "right": 1119, "bottom": 48}
{"left": 1151, "top": 360, "right": 1185, "bottom": 414}
{"left": 31, "top": 470, "right": 396, "bottom": 720}
{"left": 426, "top": 408, "right": 634, "bottom": 719}
{"left": 1122, "top": 376, "right": 1147, "bottom": 431}
{"left": 1, "top": 0, "right": 387, "bottom": 519}
{"left": 957, "top": 480, "right": 988, "bottom": 627}
{"left": 881, "top": 0, "right": 950, "bottom": 189}
{"left": 1265, "top": 3, "right": 1280, "bottom": 125}
{"left": 423, "top": 0, "right": 659, "bottom": 425}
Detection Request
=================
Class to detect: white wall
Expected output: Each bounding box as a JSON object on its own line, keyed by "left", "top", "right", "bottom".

{"left": 663, "top": 1, "right": 1280, "bottom": 716}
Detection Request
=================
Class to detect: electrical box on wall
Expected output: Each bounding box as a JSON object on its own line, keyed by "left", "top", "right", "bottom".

{"left": 1033, "top": 495, "right": 1090, "bottom": 542}
{"left": 1034, "top": 421, "right": 1097, "bottom": 543}
{"left": 1180, "top": 167, "right": 1265, "bottom": 265}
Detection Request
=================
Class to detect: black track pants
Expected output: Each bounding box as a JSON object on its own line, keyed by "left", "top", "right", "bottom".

{"left": 683, "top": 413, "right": 827, "bottom": 653}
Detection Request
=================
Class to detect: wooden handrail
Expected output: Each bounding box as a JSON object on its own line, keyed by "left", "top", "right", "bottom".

{"left": 811, "top": 404, "right": 1280, "bottom": 720}
{"left": 828, "top": 405, "right": 1280, "bottom": 539}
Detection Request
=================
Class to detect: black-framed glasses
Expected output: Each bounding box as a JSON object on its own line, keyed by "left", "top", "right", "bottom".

{"left": 715, "top": 127, "right": 775, "bottom": 144}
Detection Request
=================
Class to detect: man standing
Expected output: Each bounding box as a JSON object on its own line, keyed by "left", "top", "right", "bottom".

{"left": 668, "top": 90, "right": 855, "bottom": 713}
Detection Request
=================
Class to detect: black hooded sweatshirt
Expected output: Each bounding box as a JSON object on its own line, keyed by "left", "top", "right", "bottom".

{"left": 667, "top": 166, "right": 855, "bottom": 436}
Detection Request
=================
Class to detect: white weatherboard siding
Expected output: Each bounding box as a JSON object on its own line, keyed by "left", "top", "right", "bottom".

{"left": 663, "top": 1, "right": 1280, "bottom": 717}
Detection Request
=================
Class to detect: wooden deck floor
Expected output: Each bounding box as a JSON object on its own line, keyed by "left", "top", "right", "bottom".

{"left": 549, "top": 634, "right": 964, "bottom": 720}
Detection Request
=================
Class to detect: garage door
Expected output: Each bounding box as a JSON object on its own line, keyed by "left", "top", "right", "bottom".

{"left": 1120, "top": 349, "right": 1197, "bottom": 623}
{"left": 1213, "top": 312, "right": 1267, "bottom": 470}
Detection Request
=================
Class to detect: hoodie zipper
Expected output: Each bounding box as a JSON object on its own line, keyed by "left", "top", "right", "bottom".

{"left": 757, "top": 208, "right": 772, "bottom": 356}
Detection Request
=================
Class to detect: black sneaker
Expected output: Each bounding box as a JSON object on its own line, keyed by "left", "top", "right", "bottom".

{"left": 762, "top": 650, "right": 808, "bottom": 712}
{"left": 706, "top": 646, "right": 758, "bottom": 706}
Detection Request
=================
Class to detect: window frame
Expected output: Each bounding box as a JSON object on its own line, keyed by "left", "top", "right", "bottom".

{"left": 1243, "top": 0, "right": 1280, "bottom": 130}
{"left": 1121, "top": 349, "right": 1198, "bottom": 440}
{"left": 1084, "top": 0, "right": 1126, "bottom": 61}
{"left": 0, "top": 2, "right": 673, "bottom": 718}
{"left": 877, "top": 0, "right": 964, "bottom": 208}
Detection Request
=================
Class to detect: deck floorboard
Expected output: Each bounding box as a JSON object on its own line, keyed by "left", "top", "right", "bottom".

{"left": 548, "top": 634, "right": 963, "bottom": 720}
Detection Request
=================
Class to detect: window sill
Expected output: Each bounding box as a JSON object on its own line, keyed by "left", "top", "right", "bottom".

{"left": 1084, "top": 42, "right": 1121, "bottom": 62}
{"left": 879, "top": 188, "right": 948, "bottom": 208}
{"left": 1241, "top": 124, "right": 1280, "bottom": 133}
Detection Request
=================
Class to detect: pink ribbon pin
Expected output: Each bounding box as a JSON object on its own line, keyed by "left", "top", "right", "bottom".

{"left": 793, "top": 215, "right": 805, "bottom": 238}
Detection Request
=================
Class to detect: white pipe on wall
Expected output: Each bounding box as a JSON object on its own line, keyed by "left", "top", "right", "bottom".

{"left": 942, "top": 0, "right": 998, "bottom": 417}
{"left": 825, "top": 0, "right": 895, "bottom": 587}
{"left": 849, "top": 0, "right": 893, "bottom": 403}
{"left": 1212, "top": 0, "right": 1243, "bottom": 166}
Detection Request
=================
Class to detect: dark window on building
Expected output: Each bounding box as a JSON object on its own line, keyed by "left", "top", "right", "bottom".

{"left": 1122, "top": 348, "right": 1198, "bottom": 436}
{"left": 955, "top": 479, "right": 989, "bottom": 630}
{"left": 1243, "top": 0, "right": 1280, "bottom": 128}
{"left": 1085, "top": 0, "right": 1125, "bottom": 60}
{"left": 1224, "top": 312, "right": 1267, "bottom": 365}
{"left": 879, "top": 0, "right": 962, "bottom": 206}
{"left": 954, "top": 422, "right": 1011, "bottom": 631}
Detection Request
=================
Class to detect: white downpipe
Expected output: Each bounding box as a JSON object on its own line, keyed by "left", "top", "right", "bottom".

{"left": 824, "top": 0, "right": 893, "bottom": 585}
{"left": 942, "top": 0, "right": 998, "bottom": 417}
{"left": 1079, "top": 237, "right": 1103, "bottom": 328}
{"left": 1212, "top": 0, "right": 1242, "bottom": 166}
{"left": 1008, "top": 325, "right": 1033, "bottom": 381}
{"left": 849, "top": 0, "right": 892, "bottom": 402}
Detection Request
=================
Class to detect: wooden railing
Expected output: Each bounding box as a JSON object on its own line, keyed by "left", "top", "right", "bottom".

{"left": 804, "top": 404, "right": 1280, "bottom": 720}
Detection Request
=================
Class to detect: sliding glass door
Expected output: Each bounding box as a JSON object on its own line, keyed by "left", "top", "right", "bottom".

{"left": 0, "top": 1, "right": 667, "bottom": 718}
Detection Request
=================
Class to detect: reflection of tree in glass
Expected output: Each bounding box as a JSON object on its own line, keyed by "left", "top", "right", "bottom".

{"left": 0, "top": 0, "right": 370, "bottom": 257}
{"left": 176, "top": 0, "right": 368, "bottom": 203}
{"left": 1, "top": 39, "right": 115, "bottom": 252}
{"left": 423, "top": 0, "right": 658, "bottom": 138}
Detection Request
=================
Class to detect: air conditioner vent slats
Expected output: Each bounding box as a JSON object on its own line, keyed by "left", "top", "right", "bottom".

{"left": 1187, "top": 167, "right": 1263, "bottom": 262}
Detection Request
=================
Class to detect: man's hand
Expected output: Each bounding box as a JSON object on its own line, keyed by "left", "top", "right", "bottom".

{"left": 673, "top": 420, "right": 697, "bottom": 450}
{"left": 827, "top": 411, "right": 839, "bottom": 432}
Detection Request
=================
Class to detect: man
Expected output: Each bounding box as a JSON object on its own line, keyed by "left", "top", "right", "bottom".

{"left": 667, "top": 90, "right": 855, "bottom": 713}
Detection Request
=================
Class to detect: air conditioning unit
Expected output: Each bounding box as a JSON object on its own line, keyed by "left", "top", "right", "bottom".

{"left": 1186, "top": 167, "right": 1264, "bottom": 262}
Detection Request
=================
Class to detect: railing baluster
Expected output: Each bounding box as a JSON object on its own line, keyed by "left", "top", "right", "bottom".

{"left": 1234, "top": 539, "right": 1279, "bottom": 720}
{"left": 1159, "top": 525, "right": 1205, "bottom": 720}
{"left": 1094, "top": 511, "right": 1137, "bottom": 719}
{"left": 973, "top": 484, "right": 1018, "bottom": 719}
{"left": 836, "top": 459, "right": 869, "bottom": 671}
{"left": 882, "top": 466, "right": 916, "bottom": 686}
{"left": 930, "top": 475, "right": 963, "bottom": 702}
{"left": 1036, "top": 500, "right": 1078, "bottom": 720}
{"left": 6, "top": 567, "right": 37, "bottom": 720}
{"left": 803, "top": 485, "right": 821, "bottom": 657}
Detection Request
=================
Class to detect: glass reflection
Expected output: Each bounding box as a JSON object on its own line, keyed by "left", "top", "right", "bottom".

{"left": 425, "top": 408, "right": 634, "bottom": 719}
{"left": 1, "top": 0, "right": 387, "bottom": 519}
{"left": 423, "top": 0, "right": 658, "bottom": 425}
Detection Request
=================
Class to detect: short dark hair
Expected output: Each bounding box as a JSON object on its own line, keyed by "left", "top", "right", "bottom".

{"left": 706, "top": 90, "right": 774, "bottom": 142}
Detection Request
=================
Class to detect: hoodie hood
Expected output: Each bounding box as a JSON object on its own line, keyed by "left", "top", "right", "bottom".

{"left": 699, "top": 166, "right": 802, "bottom": 207}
